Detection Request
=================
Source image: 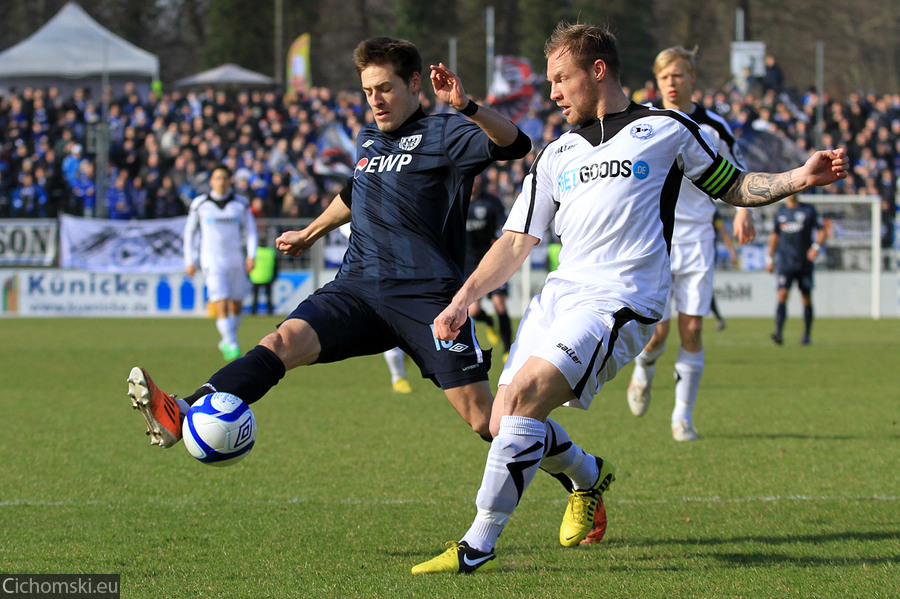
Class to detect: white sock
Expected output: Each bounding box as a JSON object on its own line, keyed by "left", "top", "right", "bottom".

{"left": 383, "top": 347, "right": 407, "bottom": 382}
{"left": 540, "top": 419, "right": 598, "bottom": 490}
{"left": 215, "top": 317, "right": 230, "bottom": 346}
{"left": 462, "top": 415, "right": 545, "bottom": 553}
{"left": 672, "top": 346, "right": 704, "bottom": 424}
{"left": 225, "top": 315, "right": 239, "bottom": 346}
{"left": 632, "top": 343, "right": 666, "bottom": 386}
{"left": 175, "top": 398, "right": 191, "bottom": 422}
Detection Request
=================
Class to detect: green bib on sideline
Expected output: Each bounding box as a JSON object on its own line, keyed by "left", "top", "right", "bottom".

{"left": 250, "top": 247, "right": 276, "bottom": 284}
{"left": 548, "top": 242, "right": 562, "bottom": 272}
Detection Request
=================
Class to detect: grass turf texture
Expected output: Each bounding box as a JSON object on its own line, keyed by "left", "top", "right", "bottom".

{"left": 1, "top": 316, "right": 897, "bottom": 598}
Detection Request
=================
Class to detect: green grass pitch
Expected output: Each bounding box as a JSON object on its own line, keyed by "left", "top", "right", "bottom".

{"left": 1, "top": 316, "right": 898, "bottom": 598}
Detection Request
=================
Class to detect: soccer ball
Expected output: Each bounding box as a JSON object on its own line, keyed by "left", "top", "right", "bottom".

{"left": 182, "top": 392, "right": 256, "bottom": 466}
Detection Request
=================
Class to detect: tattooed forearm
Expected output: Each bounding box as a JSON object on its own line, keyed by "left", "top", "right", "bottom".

{"left": 722, "top": 171, "right": 803, "bottom": 207}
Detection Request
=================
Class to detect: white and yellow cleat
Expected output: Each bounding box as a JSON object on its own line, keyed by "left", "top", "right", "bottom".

{"left": 412, "top": 541, "right": 498, "bottom": 574}
{"left": 672, "top": 419, "right": 700, "bottom": 442}
{"left": 626, "top": 378, "right": 652, "bottom": 417}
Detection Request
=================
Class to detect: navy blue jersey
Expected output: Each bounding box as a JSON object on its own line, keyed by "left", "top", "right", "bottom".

{"left": 773, "top": 202, "right": 823, "bottom": 271}
{"left": 465, "top": 190, "right": 507, "bottom": 272}
{"left": 340, "top": 108, "right": 523, "bottom": 281}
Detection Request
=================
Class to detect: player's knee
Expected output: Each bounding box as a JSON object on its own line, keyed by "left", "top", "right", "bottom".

{"left": 259, "top": 320, "right": 319, "bottom": 370}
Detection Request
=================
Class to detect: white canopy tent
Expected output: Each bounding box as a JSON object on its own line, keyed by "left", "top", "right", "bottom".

{"left": 175, "top": 63, "right": 276, "bottom": 90}
{"left": 0, "top": 1, "right": 159, "bottom": 97}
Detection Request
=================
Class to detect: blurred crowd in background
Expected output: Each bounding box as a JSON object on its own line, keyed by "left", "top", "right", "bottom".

{"left": 0, "top": 75, "right": 897, "bottom": 248}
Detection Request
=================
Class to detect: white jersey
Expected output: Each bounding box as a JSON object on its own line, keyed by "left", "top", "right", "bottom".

{"left": 184, "top": 192, "right": 257, "bottom": 273}
{"left": 667, "top": 102, "right": 746, "bottom": 243}
{"left": 504, "top": 102, "right": 741, "bottom": 319}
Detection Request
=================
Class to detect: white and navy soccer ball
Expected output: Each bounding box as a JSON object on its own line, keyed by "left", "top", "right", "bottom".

{"left": 182, "top": 392, "right": 256, "bottom": 466}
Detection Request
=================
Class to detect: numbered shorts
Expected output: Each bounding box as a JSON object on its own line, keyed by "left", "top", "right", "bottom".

{"left": 661, "top": 238, "right": 715, "bottom": 321}
{"left": 499, "top": 281, "right": 658, "bottom": 410}
{"left": 204, "top": 265, "right": 252, "bottom": 303}
{"left": 285, "top": 277, "right": 489, "bottom": 389}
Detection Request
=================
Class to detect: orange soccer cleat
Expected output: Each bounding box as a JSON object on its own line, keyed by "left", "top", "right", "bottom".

{"left": 127, "top": 366, "right": 183, "bottom": 448}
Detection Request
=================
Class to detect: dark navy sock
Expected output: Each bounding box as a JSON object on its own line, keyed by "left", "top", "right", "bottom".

{"left": 184, "top": 345, "right": 286, "bottom": 405}
{"left": 775, "top": 303, "right": 786, "bottom": 335}
{"left": 497, "top": 312, "right": 512, "bottom": 351}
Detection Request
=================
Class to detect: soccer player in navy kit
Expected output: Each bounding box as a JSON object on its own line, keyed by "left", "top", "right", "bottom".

{"left": 127, "top": 38, "right": 531, "bottom": 450}
{"left": 766, "top": 195, "right": 826, "bottom": 345}
{"left": 414, "top": 22, "right": 847, "bottom": 573}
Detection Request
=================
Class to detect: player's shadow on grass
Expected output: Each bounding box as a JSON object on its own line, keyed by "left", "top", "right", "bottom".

{"left": 711, "top": 551, "right": 900, "bottom": 568}
{"left": 615, "top": 530, "right": 899, "bottom": 548}
{"left": 713, "top": 432, "right": 859, "bottom": 441}
{"left": 607, "top": 530, "right": 900, "bottom": 568}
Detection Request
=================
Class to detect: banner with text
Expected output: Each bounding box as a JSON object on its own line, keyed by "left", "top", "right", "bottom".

{"left": 0, "top": 219, "right": 57, "bottom": 266}
{"left": 0, "top": 269, "right": 315, "bottom": 317}
{"left": 60, "top": 214, "right": 186, "bottom": 273}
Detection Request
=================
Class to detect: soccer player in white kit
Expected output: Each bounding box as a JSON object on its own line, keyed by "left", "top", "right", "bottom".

{"left": 626, "top": 46, "right": 755, "bottom": 442}
{"left": 414, "top": 22, "right": 848, "bottom": 573}
{"left": 184, "top": 164, "right": 257, "bottom": 360}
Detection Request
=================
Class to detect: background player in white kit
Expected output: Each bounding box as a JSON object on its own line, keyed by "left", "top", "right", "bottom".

{"left": 626, "top": 46, "right": 755, "bottom": 442}
{"left": 414, "top": 21, "right": 848, "bottom": 574}
{"left": 184, "top": 164, "right": 257, "bottom": 361}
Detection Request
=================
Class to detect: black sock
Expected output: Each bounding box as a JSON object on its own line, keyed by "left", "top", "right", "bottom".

{"left": 184, "top": 345, "right": 286, "bottom": 405}
{"left": 497, "top": 312, "right": 512, "bottom": 351}
{"left": 473, "top": 311, "right": 494, "bottom": 327}
{"left": 775, "top": 303, "right": 786, "bottom": 335}
{"left": 803, "top": 304, "right": 813, "bottom": 337}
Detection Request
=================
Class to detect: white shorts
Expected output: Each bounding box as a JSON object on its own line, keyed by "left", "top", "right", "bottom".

{"left": 498, "top": 281, "right": 657, "bottom": 410}
{"left": 661, "top": 238, "right": 714, "bottom": 322}
{"left": 204, "top": 266, "right": 252, "bottom": 303}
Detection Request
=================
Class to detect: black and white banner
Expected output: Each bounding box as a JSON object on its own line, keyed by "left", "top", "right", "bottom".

{"left": 60, "top": 215, "right": 186, "bottom": 273}
{"left": 0, "top": 219, "right": 58, "bottom": 266}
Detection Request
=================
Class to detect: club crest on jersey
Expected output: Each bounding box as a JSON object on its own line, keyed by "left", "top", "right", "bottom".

{"left": 398, "top": 135, "right": 422, "bottom": 151}
{"left": 630, "top": 124, "right": 653, "bottom": 140}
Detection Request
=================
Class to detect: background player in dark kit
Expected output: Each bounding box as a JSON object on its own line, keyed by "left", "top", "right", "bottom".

{"left": 766, "top": 194, "right": 826, "bottom": 345}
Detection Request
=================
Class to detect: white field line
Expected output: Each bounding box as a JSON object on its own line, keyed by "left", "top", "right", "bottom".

{"left": 1, "top": 494, "right": 897, "bottom": 508}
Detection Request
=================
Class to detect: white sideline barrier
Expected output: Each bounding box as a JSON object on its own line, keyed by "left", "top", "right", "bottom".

{"left": 505, "top": 269, "right": 900, "bottom": 320}
{"left": 2, "top": 267, "right": 897, "bottom": 318}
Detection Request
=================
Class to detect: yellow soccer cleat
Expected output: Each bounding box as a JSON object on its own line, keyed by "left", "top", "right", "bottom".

{"left": 485, "top": 326, "right": 501, "bottom": 347}
{"left": 411, "top": 541, "right": 498, "bottom": 574}
{"left": 560, "top": 457, "right": 615, "bottom": 547}
{"left": 392, "top": 378, "right": 412, "bottom": 393}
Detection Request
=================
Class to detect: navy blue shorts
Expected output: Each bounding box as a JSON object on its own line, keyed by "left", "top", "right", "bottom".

{"left": 285, "top": 277, "right": 490, "bottom": 389}
{"left": 776, "top": 264, "right": 814, "bottom": 295}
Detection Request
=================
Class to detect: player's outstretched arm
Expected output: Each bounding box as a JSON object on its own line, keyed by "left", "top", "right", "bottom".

{"left": 276, "top": 193, "right": 350, "bottom": 257}
{"left": 722, "top": 148, "right": 848, "bottom": 208}
{"left": 430, "top": 62, "right": 521, "bottom": 147}
{"left": 434, "top": 230, "right": 538, "bottom": 341}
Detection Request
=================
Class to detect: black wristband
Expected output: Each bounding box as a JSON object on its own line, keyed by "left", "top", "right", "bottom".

{"left": 459, "top": 99, "right": 479, "bottom": 117}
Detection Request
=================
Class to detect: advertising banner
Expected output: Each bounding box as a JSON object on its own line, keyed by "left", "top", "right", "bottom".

{"left": 0, "top": 219, "right": 57, "bottom": 266}
{"left": 1, "top": 269, "right": 315, "bottom": 317}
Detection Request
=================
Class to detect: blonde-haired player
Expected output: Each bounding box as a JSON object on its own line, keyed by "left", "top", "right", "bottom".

{"left": 626, "top": 46, "right": 755, "bottom": 442}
